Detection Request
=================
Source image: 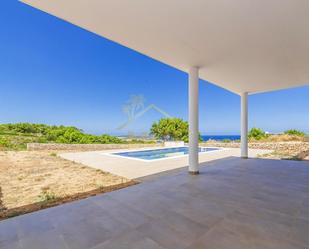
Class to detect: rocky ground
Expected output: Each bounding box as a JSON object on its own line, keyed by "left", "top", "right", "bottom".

{"left": 0, "top": 151, "right": 135, "bottom": 220}
{"left": 202, "top": 141, "right": 309, "bottom": 161}
{"left": 258, "top": 148, "right": 309, "bottom": 161}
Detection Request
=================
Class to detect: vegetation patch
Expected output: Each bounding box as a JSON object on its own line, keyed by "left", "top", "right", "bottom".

{"left": 248, "top": 127, "right": 268, "bottom": 141}
{"left": 38, "top": 190, "right": 57, "bottom": 203}
{"left": 284, "top": 129, "right": 306, "bottom": 137}
{"left": 0, "top": 123, "right": 154, "bottom": 151}
{"left": 248, "top": 127, "right": 307, "bottom": 142}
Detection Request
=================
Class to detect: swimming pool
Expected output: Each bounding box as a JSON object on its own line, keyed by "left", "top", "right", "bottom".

{"left": 111, "top": 147, "right": 222, "bottom": 161}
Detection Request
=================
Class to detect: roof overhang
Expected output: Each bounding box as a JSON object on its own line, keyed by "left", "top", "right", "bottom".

{"left": 21, "top": 0, "right": 309, "bottom": 94}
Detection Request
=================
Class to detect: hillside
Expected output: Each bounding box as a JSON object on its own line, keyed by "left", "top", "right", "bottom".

{"left": 0, "top": 123, "right": 151, "bottom": 150}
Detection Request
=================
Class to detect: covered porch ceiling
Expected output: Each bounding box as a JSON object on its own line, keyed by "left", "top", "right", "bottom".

{"left": 21, "top": 0, "right": 309, "bottom": 94}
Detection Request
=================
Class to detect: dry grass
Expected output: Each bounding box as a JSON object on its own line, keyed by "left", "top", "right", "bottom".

{"left": 250, "top": 134, "right": 308, "bottom": 142}
{"left": 0, "top": 151, "right": 136, "bottom": 220}
{"left": 259, "top": 149, "right": 309, "bottom": 161}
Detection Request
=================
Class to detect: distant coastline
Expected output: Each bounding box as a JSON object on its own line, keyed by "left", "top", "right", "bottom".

{"left": 116, "top": 134, "right": 241, "bottom": 141}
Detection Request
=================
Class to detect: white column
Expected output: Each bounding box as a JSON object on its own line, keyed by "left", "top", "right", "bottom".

{"left": 188, "top": 67, "right": 199, "bottom": 174}
{"left": 241, "top": 92, "right": 248, "bottom": 158}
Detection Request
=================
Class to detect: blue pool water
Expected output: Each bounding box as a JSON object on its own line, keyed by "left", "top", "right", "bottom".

{"left": 113, "top": 147, "right": 221, "bottom": 161}
{"left": 201, "top": 135, "right": 240, "bottom": 141}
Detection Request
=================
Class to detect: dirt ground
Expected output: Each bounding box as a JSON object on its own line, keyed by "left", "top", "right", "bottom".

{"left": 0, "top": 151, "right": 135, "bottom": 220}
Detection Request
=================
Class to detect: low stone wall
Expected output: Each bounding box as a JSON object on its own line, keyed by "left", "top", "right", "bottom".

{"left": 201, "top": 141, "right": 309, "bottom": 152}
{"left": 27, "top": 143, "right": 161, "bottom": 151}
{"left": 27, "top": 141, "right": 309, "bottom": 153}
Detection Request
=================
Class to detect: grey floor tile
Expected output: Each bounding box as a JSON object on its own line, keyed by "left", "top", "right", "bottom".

{"left": 158, "top": 211, "right": 209, "bottom": 240}
{"left": 59, "top": 219, "right": 112, "bottom": 249}
{"left": 89, "top": 212, "right": 132, "bottom": 235}
{"left": 20, "top": 229, "right": 68, "bottom": 249}
{"left": 133, "top": 237, "right": 167, "bottom": 249}
{"left": 91, "top": 230, "right": 150, "bottom": 249}
{"left": 17, "top": 213, "right": 56, "bottom": 239}
{"left": 185, "top": 221, "right": 255, "bottom": 249}
{"left": 0, "top": 219, "right": 19, "bottom": 242}
{"left": 290, "top": 218, "right": 309, "bottom": 248}
{"left": 136, "top": 219, "right": 196, "bottom": 249}
{"left": 96, "top": 200, "right": 151, "bottom": 228}
{"left": 224, "top": 210, "right": 293, "bottom": 241}
{"left": 0, "top": 239, "right": 22, "bottom": 249}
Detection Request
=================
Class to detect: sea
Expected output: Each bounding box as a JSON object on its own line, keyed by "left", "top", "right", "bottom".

{"left": 201, "top": 135, "right": 240, "bottom": 141}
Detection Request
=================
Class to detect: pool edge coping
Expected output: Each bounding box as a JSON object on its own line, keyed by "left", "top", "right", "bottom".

{"left": 101, "top": 146, "right": 229, "bottom": 163}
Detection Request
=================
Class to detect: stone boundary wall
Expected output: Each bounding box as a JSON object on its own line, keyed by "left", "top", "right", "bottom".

{"left": 201, "top": 141, "right": 309, "bottom": 151}
{"left": 27, "top": 142, "right": 309, "bottom": 152}
{"left": 27, "top": 143, "right": 162, "bottom": 151}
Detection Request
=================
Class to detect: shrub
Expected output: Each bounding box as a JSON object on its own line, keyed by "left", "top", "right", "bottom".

{"left": 0, "top": 137, "right": 10, "bottom": 148}
{"left": 99, "top": 134, "right": 123, "bottom": 144}
{"left": 0, "top": 123, "right": 49, "bottom": 134}
{"left": 37, "top": 137, "right": 48, "bottom": 143}
{"left": 248, "top": 128, "right": 267, "bottom": 140}
{"left": 38, "top": 190, "right": 57, "bottom": 203}
{"left": 284, "top": 129, "right": 306, "bottom": 137}
{"left": 222, "top": 139, "right": 231, "bottom": 143}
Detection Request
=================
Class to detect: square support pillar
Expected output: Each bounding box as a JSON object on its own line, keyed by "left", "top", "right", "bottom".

{"left": 188, "top": 67, "right": 199, "bottom": 174}
{"left": 241, "top": 92, "right": 248, "bottom": 158}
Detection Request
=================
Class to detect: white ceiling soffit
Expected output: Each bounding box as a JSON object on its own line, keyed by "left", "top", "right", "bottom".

{"left": 21, "top": 0, "right": 309, "bottom": 95}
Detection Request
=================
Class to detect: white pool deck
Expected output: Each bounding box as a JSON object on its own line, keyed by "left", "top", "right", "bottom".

{"left": 60, "top": 147, "right": 271, "bottom": 179}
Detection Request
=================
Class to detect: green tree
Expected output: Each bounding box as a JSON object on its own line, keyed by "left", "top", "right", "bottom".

{"left": 284, "top": 129, "right": 305, "bottom": 136}
{"left": 151, "top": 118, "right": 202, "bottom": 142}
{"left": 248, "top": 127, "right": 267, "bottom": 140}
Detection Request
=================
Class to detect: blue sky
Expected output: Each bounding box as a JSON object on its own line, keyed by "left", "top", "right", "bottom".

{"left": 0, "top": 0, "right": 308, "bottom": 135}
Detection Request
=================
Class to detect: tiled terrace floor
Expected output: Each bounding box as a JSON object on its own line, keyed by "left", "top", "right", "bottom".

{"left": 1, "top": 157, "right": 308, "bottom": 249}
